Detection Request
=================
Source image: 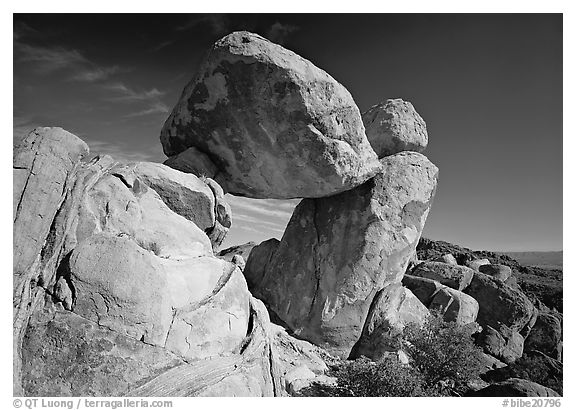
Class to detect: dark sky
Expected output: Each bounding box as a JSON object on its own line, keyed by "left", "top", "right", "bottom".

{"left": 13, "top": 14, "right": 563, "bottom": 251}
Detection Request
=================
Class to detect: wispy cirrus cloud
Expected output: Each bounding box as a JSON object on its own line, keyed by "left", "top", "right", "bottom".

{"left": 266, "top": 22, "right": 299, "bottom": 45}
{"left": 14, "top": 23, "right": 121, "bottom": 83}
{"left": 15, "top": 42, "right": 89, "bottom": 73}
{"left": 71, "top": 66, "right": 121, "bottom": 82}
{"left": 104, "top": 83, "right": 165, "bottom": 101}
{"left": 123, "top": 102, "right": 170, "bottom": 118}
{"left": 176, "top": 14, "right": 230, "bottom": 35}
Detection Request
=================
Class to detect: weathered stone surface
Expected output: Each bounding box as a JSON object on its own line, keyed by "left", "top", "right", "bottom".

{"left": 126, "top": 297, "right": 330, "bottom": 397}
{"left": 350, "top": 284, "right": 429, "bottom": 360}
{"left": 13, "top": 127, "right": 90, "bottom": 395}
{"left": 14, "top": 129, "right": 270, "bottom": 395}
{"left": 21, "top": 301, "right": 183, "bottom": 396}
{"left": 477, "top": 325, "right": 524, "bottom": 364}
{"left": 483, "top": 350, "right": 563, "bottom": 395}
{"left": 465, "top": 272, "right": 536, "bottom": 334}
{"left": 204, "top": 177, "right": 232, "bottom": 249}
{"left": 272, "top": 323, "right": 334, "bottom": 395}
{"left": 411, "top": 261, "right": 475, "bottom": 291}
{"left": 163, "top": 146, "right": 220, "bottom": 178}
{"left": 468, "top": 378, "right": 559, "bottom": 397}
{"left": 218, "top": 241, "right": 256, "bottom": 263}
{"left": 479, "top": 264, "right": 512, "bottom": 281}
{"left": 127, "top": 297, "right": 280, "bottom": 397}
{"left": 478, "top": 353, "right": 507, "bottom": 374}
{"left": 428, "top": 287, "right": 479, "bottom": 325}
{"left": 402, "top": 274, "right": 444, "bottom": 306}
{"left": 160, "top": 31, "right": 381, "bottom": 199}
{"left": 361, "top": 98, "right": 428, "bottom": 157}
{"left": 246, "top": 152, "right": 438, "bottom": 357}
{"left": 231, "top": 254, "right": 246, "bottom": 271}
{"left": 466, "top": 258, "right": 491, "bottom": 271}
{"left": 69, "top": 233, "right": 250, "bottom": 360}
{"left": 243, "top": 238, "right": 280, "bottom": 290}
{"left": 432, "top": 253, "right": 458, "bottom": 265}
{"left": 132, "top": 162, "right": 215, "bottom": 229}
{"left": 524, "top": 312, "right": 563, "bottom": 361}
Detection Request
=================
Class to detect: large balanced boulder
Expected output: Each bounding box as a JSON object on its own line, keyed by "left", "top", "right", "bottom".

{"left": 361, "top": 98, "right": 428, "bottom": 157}
{"left": 160, "top": 31, "right": 381, "bottom": 199}
{"left": 350, "top": 284, "right": 429, "bottom": 360}
{"left": 244, "top": 151, "right": 438, "bottom": 357}
{"left": 411, "top": 261, "right": 475, "bottom": 291}
{"left": 464, "top": 272, "right": 537, "bottom": 335}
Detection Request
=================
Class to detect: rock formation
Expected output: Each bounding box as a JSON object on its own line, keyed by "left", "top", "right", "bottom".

{"left": 13, "top": 127, "right": 330, "bottom": 396}
{"left": 245, "top": 151, "right": 438, "bottom": 358}
{"left": 411, "top": 261, "right": 475, "bottom": 291}
{"left": 160, "top": 31, "right": 381, "bottom": 199}
{"left": 14, "top": 30, "right": 560, "bottom": 398}
{"left": 361, "top": 98, "right": 428, "bottom": 157}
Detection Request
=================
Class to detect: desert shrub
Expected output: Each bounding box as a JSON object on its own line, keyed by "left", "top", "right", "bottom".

{"left": 401, "top": 313, "right": 485, "bottom": 395}
{"left": 332, "top": 356, "right": 435, "bottom": 397}
{"left": 297, "top": 356, "right": 434, "bottom": 397}
{"left": 299, "top": 313, "right": 484, "bottom": 397}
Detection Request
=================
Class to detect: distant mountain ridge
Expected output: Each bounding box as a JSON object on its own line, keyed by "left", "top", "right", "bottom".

{"left": 499, "top": 251, "right": 562, "bottom": 269}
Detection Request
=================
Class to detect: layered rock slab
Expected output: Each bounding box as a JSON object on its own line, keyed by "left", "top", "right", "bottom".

{"left": 245, "top": 151, "right": 438, "bottom": 357}
{"left": 160, "top": 31, "right": 381, "bottom": 199}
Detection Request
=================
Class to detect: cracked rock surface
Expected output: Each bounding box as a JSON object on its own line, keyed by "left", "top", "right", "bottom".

{"left": 244, "top": 151, "right": 438, "bottom": 358}
{"left": 14, "top": 127, "right": 329, "bottom": 396}
{"left": 160, "top": 31, "right": 381, "bottom": 199}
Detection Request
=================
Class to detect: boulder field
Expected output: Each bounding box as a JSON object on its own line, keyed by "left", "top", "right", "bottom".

{"left": 14, "top": 31, "right": 560, "bottom": 397}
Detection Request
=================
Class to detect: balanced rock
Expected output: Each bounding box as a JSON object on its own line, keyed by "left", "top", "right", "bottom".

{"left": 428, "top": 287, "right": 479, "bottom": 325}
{"left": 361, "top": 98, "right": 428, "bottom": 157}
{"left": 411, "top": 261, "right": 475, "bottom": 291}
{"left": 160, "top": 31, "right": 381, "bottom": 199}
{"left": 350, "top": 284, "right": 429, "bottom": 360}
{"left": 524, "top": 312, "right": 563, "bottom": 361}
{"left": 465, "top": 272, "right": 536, "bottom": 334}
{"left": 244, "top": 151, "right": 438, "bottom": 357}
{"left": 477, "top": 325, "right": 524, "bottom": 364}
{"left": 479, "top": 264, "right": 512, "bottom": 281}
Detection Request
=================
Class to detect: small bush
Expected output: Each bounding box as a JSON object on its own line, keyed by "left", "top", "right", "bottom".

{"left": 402, "top": 314, "right": 485, "bottom": 395}
{"left": 300, "top": 313, "right": 485, "bottom": 397}
{"left": 332, "top": 356, "right": 435, "bottom": 397}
